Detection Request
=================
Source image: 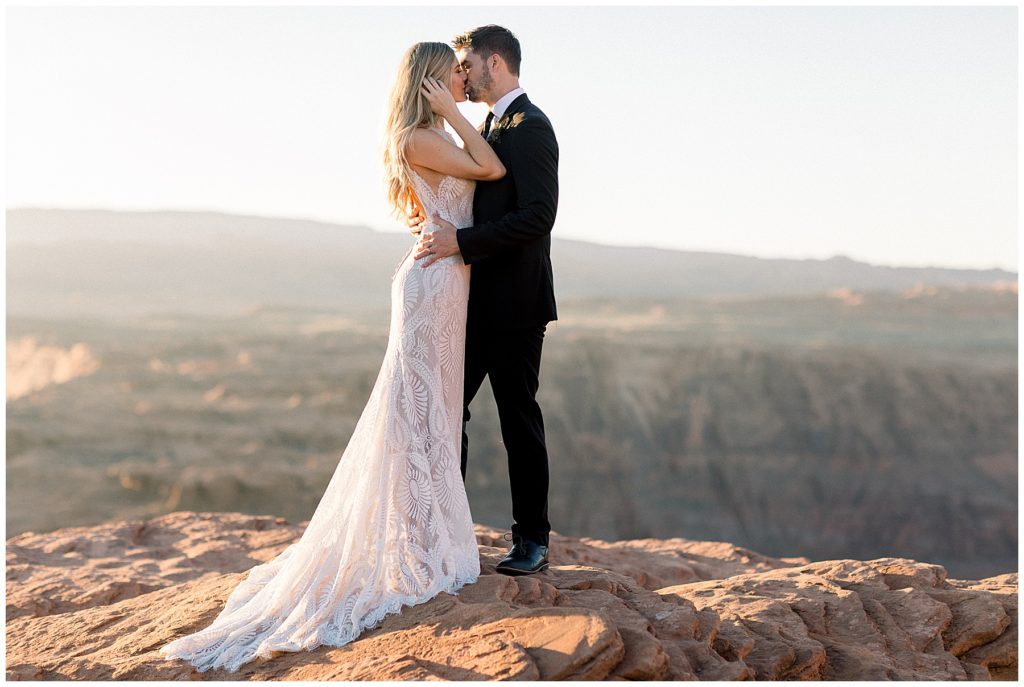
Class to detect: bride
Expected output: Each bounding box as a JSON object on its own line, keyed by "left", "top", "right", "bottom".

{"left": 158, "top": 41, "right": 505, "bottom": 674}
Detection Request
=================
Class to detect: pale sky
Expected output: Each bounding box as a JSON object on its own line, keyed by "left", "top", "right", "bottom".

{"left": 5, "top": 4, "right": 1018, "bottom": 270}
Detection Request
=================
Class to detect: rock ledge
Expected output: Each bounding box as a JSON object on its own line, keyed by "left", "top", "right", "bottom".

{"left": 5, "top": 512, "right": 1017, "bottom": 680}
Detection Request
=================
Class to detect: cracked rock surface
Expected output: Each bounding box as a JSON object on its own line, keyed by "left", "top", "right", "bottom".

{"left": 6, "top": 512, "right": 1017, "bottom": 680}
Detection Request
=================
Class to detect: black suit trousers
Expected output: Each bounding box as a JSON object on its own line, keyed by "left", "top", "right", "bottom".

{"left": 461, "top": 322, "right": 551, "bottom": 547}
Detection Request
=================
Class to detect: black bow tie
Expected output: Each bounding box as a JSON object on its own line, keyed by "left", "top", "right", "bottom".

{"left": 483, "top": 111, "right": 496, "bottom": 138}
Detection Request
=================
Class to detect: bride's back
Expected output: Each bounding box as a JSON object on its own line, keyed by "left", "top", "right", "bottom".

{"left": 407, "top": 127, "right": 475, "bottom": 229}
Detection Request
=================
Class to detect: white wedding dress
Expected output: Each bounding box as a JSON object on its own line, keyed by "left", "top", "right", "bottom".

{"left": 159, "top": 128, "right": 480, "bottom": 673}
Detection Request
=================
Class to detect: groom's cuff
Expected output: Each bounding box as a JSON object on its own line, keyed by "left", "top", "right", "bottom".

{"left": 455, "top": 226, "right": 483, "bottom": 265}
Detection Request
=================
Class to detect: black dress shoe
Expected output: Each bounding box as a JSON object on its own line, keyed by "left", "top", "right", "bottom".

{"left": 496, "top": 532, "right": 549, "bottom": 576}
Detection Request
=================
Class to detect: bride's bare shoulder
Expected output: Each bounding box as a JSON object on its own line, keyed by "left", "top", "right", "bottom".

{"left": 406, "top": 127, "right": 457, "bottom": 166}
{"left": 407, "top": 127, "right": 450, "bottom": 148}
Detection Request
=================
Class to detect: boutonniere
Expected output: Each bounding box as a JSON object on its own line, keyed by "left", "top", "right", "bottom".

{"left": 486, "top": 121, "right": 505, "bottom": 144}
{"left": 488, "top": 112, "right": 526, "bottom": 143}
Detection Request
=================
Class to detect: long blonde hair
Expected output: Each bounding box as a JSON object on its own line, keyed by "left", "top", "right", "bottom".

{"left": 382, "top": 42, "right": 456, "bottom": 216}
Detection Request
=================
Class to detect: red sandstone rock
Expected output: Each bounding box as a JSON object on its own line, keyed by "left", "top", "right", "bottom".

{"left": 5, "top": 512, "right": 1016, "bottom": 680}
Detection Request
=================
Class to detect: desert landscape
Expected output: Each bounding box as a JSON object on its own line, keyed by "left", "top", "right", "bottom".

{"left": 7, "top": 5, "right": 1016, "bottom": 680}
{"left": 7, "top": 209, "right": 1017, "bottom": 581}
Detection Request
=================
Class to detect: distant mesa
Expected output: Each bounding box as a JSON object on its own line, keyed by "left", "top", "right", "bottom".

{"left": 6, "top": 336, "right": 100, "bottom": 401}
{"left": 4, "top": 208, "right": 1016, "bottom": 319}
{"left": 826, "top": 287, "right": 864, "bottom": 305}
{"left": 990, "top": 280, "right": 1019, "bottom": 293}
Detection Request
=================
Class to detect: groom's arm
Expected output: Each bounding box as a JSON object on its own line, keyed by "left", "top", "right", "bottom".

{"left": 455, "top": 118, "right": 558, "bottom": 264}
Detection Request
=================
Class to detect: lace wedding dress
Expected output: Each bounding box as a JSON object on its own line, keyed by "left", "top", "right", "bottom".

{"left": 159, "top": 127, "right": 480, "bottom": 673}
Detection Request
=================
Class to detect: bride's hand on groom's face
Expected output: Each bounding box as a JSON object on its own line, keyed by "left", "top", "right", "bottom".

{"left": 421, "top": 77, "right": 457, "bottom": 119}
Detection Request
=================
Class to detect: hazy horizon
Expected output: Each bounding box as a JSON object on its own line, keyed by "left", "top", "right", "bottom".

{"left": 5, "top": 4, "right": 1017, "bottom": 271}
{"left": 4, "top": 205, "right": 1019, "bottom": 274}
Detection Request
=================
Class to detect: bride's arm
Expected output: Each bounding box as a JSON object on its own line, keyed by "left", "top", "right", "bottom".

{"left": 406, "top": 77, "right": 505, "bottom": 181}
{"left": 418, "top": 115, "right": 557, "bottom": 268}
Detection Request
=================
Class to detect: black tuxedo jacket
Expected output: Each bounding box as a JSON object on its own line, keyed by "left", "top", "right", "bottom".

{"left": 455, "top": 93, "right": 558, "bottom": 331}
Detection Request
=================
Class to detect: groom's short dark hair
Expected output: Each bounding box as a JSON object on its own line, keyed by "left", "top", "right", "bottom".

{"left": 452, "top": 25, "right": 521, "bottom": 76}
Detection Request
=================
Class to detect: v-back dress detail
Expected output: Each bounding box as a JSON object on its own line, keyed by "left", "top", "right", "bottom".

{"left": 159, "top": 127, "right": 479, "bottom": 673}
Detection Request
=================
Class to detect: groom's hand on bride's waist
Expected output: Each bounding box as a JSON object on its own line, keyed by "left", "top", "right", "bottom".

{"left": 414, "top": 217, "right": 462, "bottom": 268}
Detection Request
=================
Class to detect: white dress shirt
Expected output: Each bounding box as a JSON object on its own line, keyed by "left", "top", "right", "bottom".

{"left": 491, "top": 87, "right": 526, "bottom": 119}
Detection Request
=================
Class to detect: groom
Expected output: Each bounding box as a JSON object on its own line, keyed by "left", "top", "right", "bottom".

{"left": 410, "top": 24, "right": 558, "bottom": 576}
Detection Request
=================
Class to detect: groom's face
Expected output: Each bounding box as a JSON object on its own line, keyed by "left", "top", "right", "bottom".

{"left": 456, "top": 48, "right": 493, "bottom": 103}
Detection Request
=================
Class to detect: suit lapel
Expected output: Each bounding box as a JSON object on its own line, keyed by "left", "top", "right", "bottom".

{"left": 488, "top": 93, "right": 530, "bottom": 143}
